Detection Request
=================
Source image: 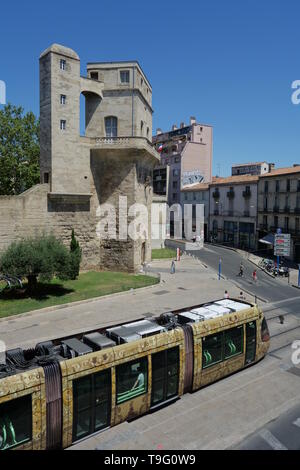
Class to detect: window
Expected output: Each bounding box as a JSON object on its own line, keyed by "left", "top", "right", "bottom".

{"left": 43, "top": 172, "right": 49, "bottom": 184}
{"left": 105, "top": 116, "right": 118, "bottom": 137}
{"left": 296, "top": 218, "right": 299, "bottom": 233}
{"left": 173, "top": 181, "right": 178, "bottom": 189}
{"left": 275, "top": 180, "right": 280, "bottom": 192}
{"left": 264, "top": 181, "right": 268, "bottom": 193}
{"left": 287, "top": 179, "right": 290, "bottom": 192}
{"left": 60, "top": 119, "right": 66, "bottom": 130}
{"left": 60, "top": 94, "right": 66, "bottom": 105}
{"left": 202, "top": 332, "right": 223, "bottom": 368}
{"left": 285, "top": 217, "right": 289, "bottom": 232}
{"left": 120, "top": 70, "right": 130, "bottom": 83}
{"left": 264, "top": 197, "right": 268, "bottom": 211}
{"left": 263, "top": 215, "right": 268, "bottom": 227}
{"left": 60, "top": 59, "right": 66, "bottom": 70}
{"left": 175, "top": 157, "right": 180, "bottom": 163}
{"left": 184, "top": 192, "right": 188, "bottom": 201}
{"left": 0, "top": 395, "right": 32, "bottom": 450}
{"left": 173, "top": 169, "right": 179, "bottom": 177}
{"left": 140, "top": 120, "right": 144, "bottom": 135}
{"left": 141, "top": 78, "right": 143, "bottom": 86}
{"left": 147, "top": 127, "right": 149, "bottom": 138}
{"left": 193, "top": 192, "right": 197, "bottom": 201}
{"left": 173, "top": 193, "right": 177, "bottom": 201}
{"left": 73, "top": 369, "right": 111, "bottom": 442}
{"left": 116, "top": 357, "right": 147, "bottom": 404}
{"left": 274, "top": 216, "right": 278, "bottom": 228}
{"left": 224, "top": 326, "right": 243, "bottom": 359}
{"left": 90, "top": 72, "right": 98, "bottom": 80}
{"left": 202, "top": 327, "right": 244, "bottom": 369}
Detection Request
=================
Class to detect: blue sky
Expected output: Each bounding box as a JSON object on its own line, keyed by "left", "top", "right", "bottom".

{"left": 0, "top": 0, "right": 299, "bottom": 176}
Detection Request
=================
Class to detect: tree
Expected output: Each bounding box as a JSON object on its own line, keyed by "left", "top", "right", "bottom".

{"left": 69, "top": 229, "right": 82, "bottom": 280}
{"left": 0, "top": 235, "right": 72, "bottom": 294}
{"left": 0, "top": 103, "right": 40, "bottom": 195}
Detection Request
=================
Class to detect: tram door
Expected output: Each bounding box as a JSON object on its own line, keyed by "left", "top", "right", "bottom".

{"left": 72, "top": 369, "right": 111, "bottom": 443}
{"left": 245, "top": 321, "right": 256, "bottom": 365}
{"left": 151, "top": 347, "right": 179, "bottom": 408}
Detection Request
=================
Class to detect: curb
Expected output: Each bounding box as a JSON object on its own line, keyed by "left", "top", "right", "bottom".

{"left": 230, "top": 280, "right": 267, "bottom": 303}
{"left": 0, "top": 275, "right": 161, "bottom": 323}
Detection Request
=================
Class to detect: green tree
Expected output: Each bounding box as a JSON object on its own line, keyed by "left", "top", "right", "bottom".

{"left": 0, "top": 235, "right": 72, "bottom": 294}
{"left": 69, "top": 229, "right": 82, "bottom": 279}
{"left": 0, "top": 103, "right": 40, "bottom": 195}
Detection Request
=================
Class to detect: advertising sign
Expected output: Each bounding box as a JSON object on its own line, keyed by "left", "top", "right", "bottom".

{"left": 274, "top": 233, "right": 291, "bottom": 256}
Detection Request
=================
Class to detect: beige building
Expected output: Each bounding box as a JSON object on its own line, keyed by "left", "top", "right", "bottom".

{"left": 152, "top": 118, "right": 213, "bottom": 205}
{"left": 0, "top": 44, "right": 160, "bottom": 272}
{"left": 258, "top": 165, "right": 300, "bottom": 262}
{"left": 209, "top": 175, "right": 259, "bottom": 250}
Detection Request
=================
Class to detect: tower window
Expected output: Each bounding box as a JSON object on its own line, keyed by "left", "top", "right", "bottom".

{"left": 141, "top": 121, "right": 144, "bottom": 135}
{"left": 60, "top": 59, "right": 66, "bottom": 70}
{"left": 44, "top": 172, "right": 49, "bottom": 183}
{"left": 60, "top": 94, "right": 66, "bottom": 105}
{"left": 60, "top": 119, "right": 66, "bottom": 130}
{"left": 120, "top": 70, "right": 130, "bottom": 83}
{"left": 105, "top": 116, "right": 118, "bottom": 137}
{"left": 90, "top": 72, "right": 99, "bottom": 80}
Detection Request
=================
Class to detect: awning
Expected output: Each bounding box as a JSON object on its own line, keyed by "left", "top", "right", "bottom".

{"left": 258, "top": 233, "right": 274, "bottom": 245}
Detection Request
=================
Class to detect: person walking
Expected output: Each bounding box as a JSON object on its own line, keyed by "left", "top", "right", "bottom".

{"left": 238, "top": 262, "right": 244, "bottom": 277}
{"left": 171, "top": 260, "right": 176, "bottom": 274}
{"left": 224, "top": 290, "right": 229, "bottom": 299}
{"left": 239, "top": 291, "right": 246, "bottom": 301}
{"left": 252, "top": 269, "right": 257, "bottom": 283}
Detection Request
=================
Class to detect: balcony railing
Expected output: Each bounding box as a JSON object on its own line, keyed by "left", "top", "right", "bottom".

{"left": 273, "top": 206, "right": 279, "bottom": 213}
{"left": 227, "top": 190, "right": 235, "bottom": 199}
{"left": 242, "top": 190, "right": 251, "bottom": 198}
{"left": 284, "top": 206, "right": 290, "bottom": 213}
{"left": 243, "top": 210, "right": 250, "bottom": 217}
{"left": 212, "top": 190, "right": 220, "bottom": 199}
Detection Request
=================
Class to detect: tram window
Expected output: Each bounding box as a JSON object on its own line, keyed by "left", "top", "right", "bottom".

{"left": 0, "top": 395, "right": 32, "bottom": 450}
{"left": 116, "top": 357, "right": 148, "bottom": 405}
{"left": 202, "top": 333, "right": 222, "bottom": 368}
{"left": 224, "top": 326, "right": 243, "bottom": 359}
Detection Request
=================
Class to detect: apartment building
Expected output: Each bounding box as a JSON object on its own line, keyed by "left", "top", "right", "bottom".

{"left": 209, "top": 175, "right": 259, "bottom": 250}
{"left": 258, "top": 165, "right": 300, "bottom": 262}
{"left": 180, "top": 182, "right": 210, "bottom": 241}
{"left": 152, "top": 117, "right": 213, "bottom": 205}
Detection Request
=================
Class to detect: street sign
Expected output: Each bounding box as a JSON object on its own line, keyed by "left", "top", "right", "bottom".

{"left": 274, "top": 233, "right": 291, "bottom": 256}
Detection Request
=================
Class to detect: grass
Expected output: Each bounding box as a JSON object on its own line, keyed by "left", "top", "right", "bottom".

{"left": 152, "top": 248, "right": 177, "bottom": 259}
{"left": 0, "top": 271, "right": 159, "bottom": 318}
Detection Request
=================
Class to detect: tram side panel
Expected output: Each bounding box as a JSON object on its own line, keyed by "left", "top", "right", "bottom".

{"left": 0, "top": 368, "right": 46, "bottom": 450}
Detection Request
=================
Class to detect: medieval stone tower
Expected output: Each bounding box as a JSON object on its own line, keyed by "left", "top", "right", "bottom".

{"left": 38, "top": 43, "right": 159, "bottom": 272}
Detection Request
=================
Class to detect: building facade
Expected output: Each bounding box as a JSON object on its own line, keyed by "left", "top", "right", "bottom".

{"left": 209, "top": 175, "right": 259, "bottom": 250}
{"left": 0, "top": 44, "right": 160, "bottom": 272}
{"left": 152, "top": 117, "right": 213, "bottom": 205}
{"left": 258, "top": 165, "right": 300, "bottom": 262}
{"left": 180, "top": 183, "right": 210, "bottom": 241}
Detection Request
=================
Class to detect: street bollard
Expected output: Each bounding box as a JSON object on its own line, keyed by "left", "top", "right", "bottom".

{"left": 218, "top": 258, "right": 222, "bottom": 280}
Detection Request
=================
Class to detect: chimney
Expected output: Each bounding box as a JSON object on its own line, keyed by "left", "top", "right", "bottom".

{"left": 172, "top": 124, "right": 178, "bottom": 131}
{"left": 190, "top": 116, "right": 196, "bottom": 125}
{"left": 156, "top": 128, "right": 162, "bottom": 135}
{"left": 293, "top": 164, "right": 300, "bottom": 167}
{"left": 180, "top": 122, "right": 185, "bottom": 128}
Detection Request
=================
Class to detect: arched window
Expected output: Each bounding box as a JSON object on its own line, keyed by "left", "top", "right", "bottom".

{"left": 105, "top": 116, "right": 118, "bottom": 137}
{"left": 140, "top": 120, "right": 144, "bottom": 135}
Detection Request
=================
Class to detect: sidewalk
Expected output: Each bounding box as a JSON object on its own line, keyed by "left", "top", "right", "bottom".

{"left": 0, "top": 255, "right": 246, "bottom": 350}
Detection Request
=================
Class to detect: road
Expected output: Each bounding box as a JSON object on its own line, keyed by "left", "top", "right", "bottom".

{"left": 189, "top": 244, "right": 300, "bottom": 304}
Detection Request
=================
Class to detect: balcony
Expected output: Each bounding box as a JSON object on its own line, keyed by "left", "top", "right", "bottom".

{"left": 284, "top": 206, "right": 290, "bottom": 213}
{"left": 273, "top": 206, "right": 279, "bottom": 213}
{"left": 212, "top": 190, "right": 220, "bottom": 199}
{"left": 295, "top": 207, "right": 300, "bottom": 214}
{"left": 243, "top": 210, "right": 250, "bottom": 217}
{"left": 227, "top": 190, "right": 235, "bottom": 199}
{"left": 242, "top": 190, "right": 251, "bottom": 198}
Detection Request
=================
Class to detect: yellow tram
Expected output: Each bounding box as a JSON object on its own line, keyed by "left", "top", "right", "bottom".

{"left": 0, "top": 298, "right": 270, "bottom": 450}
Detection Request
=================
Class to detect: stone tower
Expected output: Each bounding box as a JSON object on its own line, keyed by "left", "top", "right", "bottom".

{"left": 39, "top": 44, "right": 159, "bottom": 272}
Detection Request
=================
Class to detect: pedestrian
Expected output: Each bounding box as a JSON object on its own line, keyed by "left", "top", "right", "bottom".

{"left": 224, "top": 290, "right": 229, "bottom": 299}
{"left": 252, "top": 269, "right": 257, "bottom": 283}
{"left": 170, "top": 260, "right": 176, "bottom": 274}
{"left": 238, "top": 262, "right": 244, "bottom": 277}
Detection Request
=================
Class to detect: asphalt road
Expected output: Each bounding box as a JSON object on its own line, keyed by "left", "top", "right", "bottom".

{"left": 235, "top": 403, "right": 300, "bottom": 450}
{"left": 189, "top": 244, "right": 300, "bottom": 304}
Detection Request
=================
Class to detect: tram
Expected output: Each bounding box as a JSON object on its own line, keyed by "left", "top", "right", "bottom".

{"left": 0, "top": 298, "right": 270, "bottom": 450}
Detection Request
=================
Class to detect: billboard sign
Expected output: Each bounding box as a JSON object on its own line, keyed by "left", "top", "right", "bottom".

{"left": 181, "top": 170, "right": 204, "bottom": 187}
{"left": 274, "top": 233, "right": 291, "bottom": 256}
